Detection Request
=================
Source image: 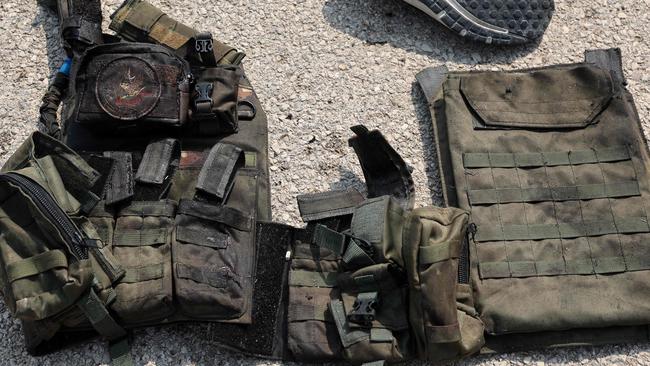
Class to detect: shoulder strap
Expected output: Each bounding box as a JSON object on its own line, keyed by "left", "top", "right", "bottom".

{"left": 348, "top": 125, "right": 415, "bottom": 210}
{"left": 585, "top": 48, "right": 626, "bottom": 89}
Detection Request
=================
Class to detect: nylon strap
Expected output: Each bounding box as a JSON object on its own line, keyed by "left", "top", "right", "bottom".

{"left": 329, "top": 299, "right": 370, "bottom": 348}
{"left": 463, "top": 147, "right": 630, "bottom": 168}
{"left": 288, "top": 301, "right": 333, "bottom": 322}
{"left": 313, "top": 224, "right": 347, "bottom": 255}
{"left": 348, "top": 125, "right": 415, "bottom": 210}
{"left": 585, "top": 48, "right": 626, "bottom": 87}
{"left": 135, "top": 138, "right": 179, "bottom": 185}
{"left": 103, "top": 152, "right": 134, "bottom": 206}
{"left": 418, "top": 241, "right": 459, "bottom": 265}
{"left": 113, "top": 228, "right": 168, "bottom": 247}
{"left": 289, "top": 270, "right": 338, "bottom": 288}
{"left": 6, "top": 250, "right": 67, "bottom": 283}
{"left": 468, "top": 181, "right": 640, "bottom": 205}
{"left": 121, "top": 263, "right": 164, "bottom": 283}
{"left": 177, "top": 200, "right": 252, "bottom": 232}
{"left": 196, "top": 143, "right": 243, "bottom": 201}
{"left": 479, "top": 255, "right": 634, "bottom": 279}
{"left": 351, "top": 196, "right": 393, "bottom": 243}
{"left": 89, "top": 246, "right": 126, "bottom": 284}
{"left": 118, "top": 200, "right": 176, "bottom": 217}
{"left": 176, "top": 263, "right": 232, "bottom": 288}
{"left": 176, "top": 226, "right": 230, "bottom": 249}
{"left": 77, "top": 288, "right": 126, "bottom": 340}
{"left": 475, "top": 216, "right": 650, "bottom": 242}
{"left": 297, "top": 189, "right": 364, "bottom": 222}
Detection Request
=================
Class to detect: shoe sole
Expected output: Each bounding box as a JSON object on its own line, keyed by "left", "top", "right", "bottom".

{"left": 403, "top": 0, "right": 554, "bottom": 45}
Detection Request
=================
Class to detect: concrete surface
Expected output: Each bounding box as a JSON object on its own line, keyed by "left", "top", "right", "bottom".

{"left": 0, "top": 0, "right": 648, "bottom": 364}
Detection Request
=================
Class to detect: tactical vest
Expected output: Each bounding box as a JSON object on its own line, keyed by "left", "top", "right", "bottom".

{"left": 3, "top": 1, "right": 650, "bottom": 362}
{"left": 417, "top": 48, "right": 650, "bottom": 352}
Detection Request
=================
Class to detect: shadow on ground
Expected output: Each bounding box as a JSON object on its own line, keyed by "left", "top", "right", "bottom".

{"left": 322, "top": 0, "right": 542, "bottom": 65}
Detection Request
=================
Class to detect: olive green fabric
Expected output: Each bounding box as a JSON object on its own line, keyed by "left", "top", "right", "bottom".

{"left": 0, "top": 132, "right": 126, "bottom": 351}
{"left": 419, "top": 50, "right": 650, "bottom": 341}
{"left": 402, "top": 207, "right": 484, "bottom": 362}
{"left": 109, "top": 0, "right": 245, "bottom": 65}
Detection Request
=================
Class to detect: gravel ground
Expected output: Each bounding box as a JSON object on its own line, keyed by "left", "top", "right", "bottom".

{"left": 0, "top": 0, "right": 649, "bottom": 365}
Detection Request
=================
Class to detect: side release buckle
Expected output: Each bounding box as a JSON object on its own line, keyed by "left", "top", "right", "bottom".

{"left": 194, "top": 82, "right": 214, "bottom": 114}
{"left": 195, "top": 32, "right": 214, "bottom": 54}
{"left": 348, "top": 291, "right": 379, "bottom": 325}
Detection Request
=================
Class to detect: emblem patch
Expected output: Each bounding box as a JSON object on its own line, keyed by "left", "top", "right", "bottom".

{"left": 96, "top": 57, "right": 161, "bottom": 120}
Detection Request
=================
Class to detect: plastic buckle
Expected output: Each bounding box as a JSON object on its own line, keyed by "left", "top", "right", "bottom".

{"left": 195, "top": 32, "right": 214, "bottom": 54}
{"left": 348, "top": 291, "right": 379, "bottom": 325}
{"left": 194, "top": 82, "right": 213, "bottom": 112}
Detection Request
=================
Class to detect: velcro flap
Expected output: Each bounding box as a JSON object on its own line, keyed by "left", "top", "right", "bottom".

{"left": 135, "top": 138, "right": 179, "bottom": 185}
{"left": 196, "top": 143, "right": 243, "bottom": 201}
{"left": 460, "top": 65, "right": 613, "bottom": 129}
{"left": 297, "top": 189, "right": 365, "bottom": 222}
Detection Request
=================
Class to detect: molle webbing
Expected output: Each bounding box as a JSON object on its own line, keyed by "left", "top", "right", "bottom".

{"left": 109, "top": 0, "right": 244, "bottom": 65}
{"left": 120, "top": 263, "right": 164, "bottom": 283}
{"left": 103, "top": 151, "right": 134, "bottom": 206}
{"left": 475, "top": 216, "right": 650, "bottom": 242}
{"left": 463, "top": 147, "right": 630, "bottom": 169}
{"left": 348, "top": 125, "right": 415, "bottom": 210}
{"left": 297, "top": 189, "right": 364, "bottom": 222}
{"left": 135, "top": 138, "right": 179, "bottom": 185}
{"left": 468, "top": 182, "right": 640, "bottom": 205}
{"left": 177, "top": 200, "right": 252, "bottom": 231}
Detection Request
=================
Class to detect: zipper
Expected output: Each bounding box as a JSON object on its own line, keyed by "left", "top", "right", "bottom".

{"left": 458, "top": 223, "right": 476, "bottom": 284}
{"left": 1, "top": 173, "right": 88, "bottom": 260}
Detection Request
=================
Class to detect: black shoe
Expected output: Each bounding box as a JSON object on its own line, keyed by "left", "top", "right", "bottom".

{"left": 403, "top": 0, "right": 554, "bottom": 45}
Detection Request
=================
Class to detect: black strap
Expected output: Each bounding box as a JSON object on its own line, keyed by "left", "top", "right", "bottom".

{"left": 195, "top": 143, "right": 243, "bottom": 202}
{"left": 135, "top": 138, "right": 180, "bottom": 185}
{"left": 103, "top": 152, "right": 134, "bottom": 206}
{"left": 297, "top": 189, "right": 364, "bottom": 222}
{"left": 348, "top": 125, "right": 415, "bottom": 210}
{"left": 177, "top": 199, "right": 253, "bottom": 232}
{"left": 194, "top": 32, "right": 217, "bottom": 66}
{"left": 585, "top": 48, "right": 626, "bottom": 88}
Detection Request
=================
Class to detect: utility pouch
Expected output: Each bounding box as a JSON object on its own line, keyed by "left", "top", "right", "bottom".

{"left": 190, "top": 65, "right": 242, "bottom": 135}
{"left": 403, "top": 206, "right": 484, "bottom": 362}
{"left": 110, "top": 200, "right": 176, "bottom": 325}
{"left": 71, "top": 42, "right": 191, "bottom": 130}
{"left": 0, "top": 132, "right": 126, "bottom": 350}
{"left": 331, "top": 263, "right": 412, "bottom": 365}
{"left": 172, "top": 199, "right": 255, "bottom": 322}
{"left": 287, "top": 241, "right": 343, "bottom": 362}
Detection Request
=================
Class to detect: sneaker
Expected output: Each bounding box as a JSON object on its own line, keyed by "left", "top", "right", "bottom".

{"left": 403, "top": 0, "right": 554, "bottom": 45}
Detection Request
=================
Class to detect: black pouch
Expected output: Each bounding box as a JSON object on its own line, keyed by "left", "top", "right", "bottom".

{"left": 71, "top": 42, "right": 191, "bottom": 129}
{"left": 189, "top": 65, "right": 242, "bottom": 135}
